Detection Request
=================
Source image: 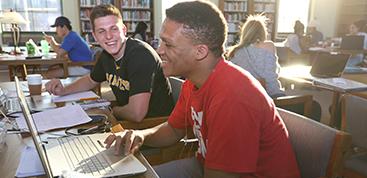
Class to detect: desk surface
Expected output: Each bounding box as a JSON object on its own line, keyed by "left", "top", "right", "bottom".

{"left": 0, "top": 80, "right": 158, "bottom": 178}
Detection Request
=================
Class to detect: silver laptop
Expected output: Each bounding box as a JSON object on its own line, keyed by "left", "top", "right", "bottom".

{"left": 15, "top": 76, "right": 147, "bottom": 178}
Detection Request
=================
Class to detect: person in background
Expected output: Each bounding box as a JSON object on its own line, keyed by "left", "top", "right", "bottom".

{"left": 284, "top": 20, "right": 308, "bottom": 55}
{"left": 104, "top": 1, "right": 300, "bottom": 178}
{"left": 44, "top": 16, "right": 93, "bottom": 78}
{"left": 45, "top": 5, "right": 174, "bottom": 122}
{"left": 347, "top": 20, "right": 367, "bottom": 67}
{"left": 227, "top": 14, "right": 284, "bottom": 98}
{"left": 131, "top": 21, "right": 148, "bottom": 42}
{"left": 306, "top": 19, "right": 323, "bottom": 46}
{"left": 227, "top": 14, "right": 321, "bottom": 122}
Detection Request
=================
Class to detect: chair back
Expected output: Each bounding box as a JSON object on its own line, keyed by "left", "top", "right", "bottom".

{"left": 341, "top": 94, "right": 367, "bottom": 148}
{"left": 277, "top": 108, "right": 351, "bottom": 178}
{"left": 168, "top": 77, "right": 184, "bottom": 104}
{"left": 340, "top": 94, "right": 367, "bottom": 177}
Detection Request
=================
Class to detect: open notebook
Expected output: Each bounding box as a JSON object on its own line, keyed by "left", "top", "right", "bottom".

{"left": 15, "top": 76, "right": 146, "bottom": 177}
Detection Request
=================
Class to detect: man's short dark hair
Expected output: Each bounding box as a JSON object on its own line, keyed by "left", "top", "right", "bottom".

{"left": 90, "top": 4, "right": 122, "bottom": 32}
{"left": 166, "top": 1, "right": 227, "bottom": 57}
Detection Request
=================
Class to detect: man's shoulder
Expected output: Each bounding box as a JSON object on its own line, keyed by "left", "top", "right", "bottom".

{"left": 125, "top": 38, "right": 160, "bottom": 60}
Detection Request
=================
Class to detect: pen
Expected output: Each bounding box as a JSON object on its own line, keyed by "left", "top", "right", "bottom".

{"left": 42, "top": 31, "right": 47, "bottom": 36}
{"left": 97, "top": 140, "right": 104, "bottom": 148}
{"left": 79, "top": 97, "right": 99, "bottom": 101}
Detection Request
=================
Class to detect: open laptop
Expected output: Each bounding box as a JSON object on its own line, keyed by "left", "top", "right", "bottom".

{"left": 340, "top": 35, "right": 365, "bottom": 50}
{"left": 15, "top": 76, "right": 147, "bottom": 177}
{"left": 310, "top": 52, "right": 351, "bottom": 78}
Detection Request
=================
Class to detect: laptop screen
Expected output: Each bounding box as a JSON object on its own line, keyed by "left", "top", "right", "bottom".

{"left": 15, "top": 76, "right": 53, "bottom": 177}
{"left": 340, "top": 35, "right": 365, "bottom": 50}
{"left": 310, "top": 53, "right": 351, "bottom": 78}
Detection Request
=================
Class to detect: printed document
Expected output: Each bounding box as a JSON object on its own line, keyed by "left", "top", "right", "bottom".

{"left": 15, "top": 104, "right": 92, "bottom": 132}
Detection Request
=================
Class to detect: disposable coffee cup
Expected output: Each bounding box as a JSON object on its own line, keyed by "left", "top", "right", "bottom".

{"left": 26, "top": 74, "right": 43, "bottom": 95}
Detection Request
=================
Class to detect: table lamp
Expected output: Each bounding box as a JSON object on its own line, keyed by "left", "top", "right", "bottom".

{"left": 0, "top": 9, "right": 28, "bottom": 55}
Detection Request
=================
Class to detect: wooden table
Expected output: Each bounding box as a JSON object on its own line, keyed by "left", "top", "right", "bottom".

{"left": 0, "top": 53, "right": 69, "bottom": 81}
{"left": 280, "top": 65, "right": 367, "bottom": 128}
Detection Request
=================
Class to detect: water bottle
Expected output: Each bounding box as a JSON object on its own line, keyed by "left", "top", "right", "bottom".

{"left": 40, "top": 40, "right": 50, "bottom": 55}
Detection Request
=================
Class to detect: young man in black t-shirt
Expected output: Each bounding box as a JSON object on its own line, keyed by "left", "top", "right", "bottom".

{"left": 45, "top": 4, "right": 174, "bottom": 122}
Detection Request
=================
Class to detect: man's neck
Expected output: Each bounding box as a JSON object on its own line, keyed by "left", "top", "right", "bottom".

{"left": 187, "top": 56, "right": 221, "bottom": 89}
{"left": 113, "top": 39, "right": 127, "bottom": 61}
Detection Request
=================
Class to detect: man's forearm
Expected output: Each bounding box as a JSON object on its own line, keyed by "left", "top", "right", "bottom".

{"left": 141, "top": 122, "right": 185, "bottom": 147}
{"left": 63, "top": 75, "right": 98, "bottom": 95}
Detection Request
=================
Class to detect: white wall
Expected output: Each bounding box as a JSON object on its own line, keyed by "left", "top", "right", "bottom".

{"left": 309, "top": 0, "right": 340, "bottom": 38}
{"left": 62, "top": 1, "right": 81, "bottom": 34}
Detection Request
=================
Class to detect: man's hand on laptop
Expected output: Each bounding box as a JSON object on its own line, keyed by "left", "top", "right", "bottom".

{"left": 45, "top": 79, "right": 65, "bottom": 95}
{"left": 104, "top": 130, "right": 144, "bottom": 156}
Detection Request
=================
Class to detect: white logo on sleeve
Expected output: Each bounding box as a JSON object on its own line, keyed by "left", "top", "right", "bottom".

{"left": 191, "top": 107, "right": 207, "bottom": 158}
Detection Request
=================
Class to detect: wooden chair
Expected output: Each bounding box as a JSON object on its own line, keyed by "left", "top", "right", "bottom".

{"left": 277, "top": 108, "right": 351, "bottom": 178}
{"left": 67, "top": 47, "right": 103, "bottom": 95}
{"left": 340, "top": 95, "right": 367, "bottom": 178}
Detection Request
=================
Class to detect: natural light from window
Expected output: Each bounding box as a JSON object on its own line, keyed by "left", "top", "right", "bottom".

{"left": 277, "top": 0, "right": 310, "bottom": 33}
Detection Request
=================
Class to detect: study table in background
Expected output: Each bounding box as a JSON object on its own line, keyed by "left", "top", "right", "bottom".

{"left": 0, "top": 53, "right": 69, "bottom": 81}
{"left": 280, "top": 65, "right": 367, "bottom": 129}
{"left": 0, "top": 79, "right": 159, "bottom": 178}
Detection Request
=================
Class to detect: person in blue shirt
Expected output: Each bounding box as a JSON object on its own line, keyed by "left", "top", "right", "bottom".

{"left": 44, "top": 16, "right": 93, "bottom": 78}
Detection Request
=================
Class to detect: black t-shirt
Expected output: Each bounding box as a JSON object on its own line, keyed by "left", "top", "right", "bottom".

{"left": 90, "top": 38, "right": 174, "bottom": 119}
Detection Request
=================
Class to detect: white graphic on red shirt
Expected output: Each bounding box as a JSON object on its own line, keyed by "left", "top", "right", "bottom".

{"left": 191, "top": 106, "right": 207, "bottom": 158}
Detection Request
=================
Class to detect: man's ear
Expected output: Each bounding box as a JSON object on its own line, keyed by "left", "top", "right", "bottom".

{"left": 196, "top": 44, "right": 209, "bottom": 61}
{"left": 122, "top": 24, "right": 127, "bottom": 36}
{"left": 91, "top": 32, "right": 97, "bottom": 42}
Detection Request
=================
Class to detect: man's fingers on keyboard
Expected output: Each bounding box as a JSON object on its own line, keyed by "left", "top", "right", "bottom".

{"left": 114, "top": 136, "right": 122, "bottom": 155}
{"left": 124, "top": 131, "right": 133, "bottom": 155}
{"left": 104, "top": 134, "right": 116, "bottom": 148}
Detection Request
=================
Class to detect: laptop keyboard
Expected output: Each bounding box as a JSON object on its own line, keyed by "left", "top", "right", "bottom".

{"left": 57, "top": 136, "right": 115, "bottom": 176}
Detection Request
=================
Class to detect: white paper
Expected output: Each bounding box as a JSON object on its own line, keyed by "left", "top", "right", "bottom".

{"left": 15, "top": 104, "right": 92, "bottom": 132}
{"left": 52, "top": 91, "right": 98, "bottom": 103}
{"left": 15, "top": 146, "right": 45, "bottom": 177}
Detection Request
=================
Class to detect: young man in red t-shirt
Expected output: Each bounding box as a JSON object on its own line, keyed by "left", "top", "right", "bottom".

{"left": 104, "top": 1, "right": 300, "bottom": 177}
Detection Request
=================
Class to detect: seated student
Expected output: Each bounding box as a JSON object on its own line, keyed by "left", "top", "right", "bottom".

{"left": 131, "top": 21, "right": 148, "bottom": 42}
{"left": 346, "top": 20, "right": 367, "bottom": 67}
{"left": 104, "top": 1, "right": 300, "bottom": 178}
{"left": 227, "top": 14, "right": 321, "bottom": 121}
{"left": 306, "top": 20, "right": 323, "bottom": 46}
{"left": 44, "top": 16, "right": 93, "bottom": 78}
{"left": 227, "top": 14, "right": 284, "bottom": 98}
{"left": 284, "top": 20, "right": 308, "bottom": 55}
{"left": 45, "top": 5, "right": 174, "bottom": 122}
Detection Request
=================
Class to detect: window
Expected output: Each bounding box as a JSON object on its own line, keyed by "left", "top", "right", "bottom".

{"left": 277, "top": 0, "right": 310, "bottom": 33}
{"left": 0, "top": 0, "right": 62, "bottom": 32}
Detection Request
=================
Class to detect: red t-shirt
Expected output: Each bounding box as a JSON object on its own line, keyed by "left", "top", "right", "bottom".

{"left": 168, "top": 59, "right": 300, "bottom": 178}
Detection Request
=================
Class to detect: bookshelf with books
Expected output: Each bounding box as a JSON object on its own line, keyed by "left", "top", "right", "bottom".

{"left": 119, "top": 0, "right": 153, "bottom": 38}
{"left": 219, "top": 0, "right": 278, "bottom": 46}
{"left": 78, "top": 0, "right": 154, "bottom": 44}
{"left": 79, "top": 0, "right": 116, "bottom": 43}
